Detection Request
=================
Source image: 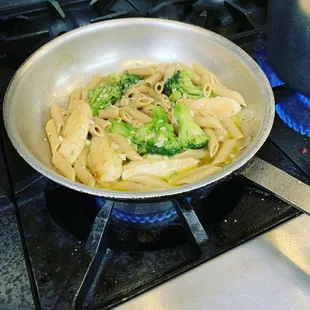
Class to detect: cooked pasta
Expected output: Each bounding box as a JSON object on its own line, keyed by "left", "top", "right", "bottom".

{"left": 45, "top": 61, "right": 248, "bottom": 191}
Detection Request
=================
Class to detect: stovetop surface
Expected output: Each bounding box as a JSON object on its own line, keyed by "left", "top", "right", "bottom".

{"left": 0, "top": 1, "right": 310, "bottom": 310}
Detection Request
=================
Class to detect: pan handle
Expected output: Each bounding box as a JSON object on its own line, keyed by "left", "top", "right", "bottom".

{"left": 240, "top": 157, "right": 310, "bottom": 216}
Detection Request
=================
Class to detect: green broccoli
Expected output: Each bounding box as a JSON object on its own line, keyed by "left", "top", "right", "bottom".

{"left": 174, "top": 102, "right": 209, "bottom": 149}
{"left": 133, "top": 106, "right": 182, "bottom": 156}
{"left": 119, "top": 71, "right": 143, "bottom": 93}
{"left": 210, "top": 90, "right": 217, "bottom": 98}
{"left": 108, "top": 118, "right": 136, "bottom": 138}
{"left": 163, "top": 69, "right": 204, "bottom": 101}
{"left": 88, "top": 82, "right": 122, "bottom": 115}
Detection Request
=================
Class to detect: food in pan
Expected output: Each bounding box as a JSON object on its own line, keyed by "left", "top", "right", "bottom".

{"left": 45, "top": 61, "right": 247, "bottom": 191}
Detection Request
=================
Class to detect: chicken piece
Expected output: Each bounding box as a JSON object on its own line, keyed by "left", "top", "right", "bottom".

{"left": 89, "top": 135, "right": 122, "bottom": 183}
{"left": 58, "top": 100, "right": 92, "bottom": 164}
{"left": 122, "top": 158, "right": 199, "bottom": 180}
{"left": 188, "top": 97, "right": 241, "bottom": 119}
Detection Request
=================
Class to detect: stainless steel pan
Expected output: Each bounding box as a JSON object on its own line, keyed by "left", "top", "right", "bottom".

{"left": 4, "top": 18, "right": 299, "bottom": 204}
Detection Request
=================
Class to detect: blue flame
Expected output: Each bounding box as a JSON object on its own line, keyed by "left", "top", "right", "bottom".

{"left": 93, "top": 197, "right": 177, "bottom": 225}
{"left": 255, "top": 45, "right": 310, "bottom": 137}
{"left": 276, "top": 93, "right": 310, "bottom": 137}
{"left": 255, "top": 45, "right": 283, "bottom": 88}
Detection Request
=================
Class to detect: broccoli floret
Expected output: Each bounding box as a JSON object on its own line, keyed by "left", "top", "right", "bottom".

{"left": 108, "top": 118, "right": 136, "bottom": 138}
{"left": 133, "top": 106, "right": 182, "bottom": 156}
{"left": 210, "top": 90, "right": 217, "bottom": 98}
{"left": 119, "top": 71, "right": 143, "bottom": 93}
{"left": 164, "top": 69, "right": 204, "bottom": 101}
{"left": 88, "top": 82, "right": 122, "bottom": 115}
{"left": 174, "top": 102, "right": 209, "bottom": 149}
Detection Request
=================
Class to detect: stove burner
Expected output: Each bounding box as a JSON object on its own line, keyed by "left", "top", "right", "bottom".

{"left": 94, "top": 197, "right": 178, "bottom": 229}
{"left": 255, "top": 43, "right": 283, "bottom": 88}
{"left": 276, "top": 93, "right": 310, "bottom": 137}
{"left": 255, "top": 43, "right": 310, "bottom": 137}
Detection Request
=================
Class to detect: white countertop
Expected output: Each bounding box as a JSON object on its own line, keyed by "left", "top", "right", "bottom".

{"left": 117, "top": 215, "right": 310, "bottom": 310}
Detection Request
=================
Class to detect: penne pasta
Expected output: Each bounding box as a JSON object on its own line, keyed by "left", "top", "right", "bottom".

{"left": 148, "top": 88, "right": 170, "bottom": 107}
{"left": 77, "top": 147, "right": 89, "bottom": 167}
{"left": 110, "top": 181, "right": 159, "bottom": 192}
{"left": 45, "top": 119, "right": 61, "bottom": 154}
{"left": 99, "top": 107, "right": 119, "bottom": 119}
{"left": 145, "top": 72, "right": 163, "bottom": 86}
{"left": 125, "top": 88, "right": 140, "bottom": 100}
{"left": 194, "top": 114, "right": 223, "bottom": 129}
{"left": 89, "top": 123, "right": 105, "bottom": 137}
{"left": 50, "top": 103, "right": 64, "bottom": 134}
{"left": 154, "top": 82, "right": 164, "bottom": 94}
{"left": 212, "top": 139, "right": 237, "bottom": 165}
{"left": 127, "top": 67, "right": 155, "bottom": 76}
{"left": 222, "top": 118, "right": 244, "bottom": 139}
{"left": 93, "top": 116, "right": 111, "bottom": 130}
{"left": 82, "top": 73, "right": 101, "bottom": 100}
{"left": 128, "top": 174, "right": 172, "bottom": 189}
{"left": 60, "top": 108, "right": 69, "bottom": 123}
{"left": 202, "top": 83, "right": 212, "bottom": 98}
{"left": 119, "top": 110, "right": 133, "bottom": 124}
{"left": 120, "top": 106, "right": 152, "bottom": 124}
{"left": 141, "top": 104, "right": 155, "bottom": 116}
{"left": 74, "top": 160, "right": 96, "bottom": 187}
{"left": 173, "top": 148, "right": 209, "bottom": 159}
{"left": 171, "top": 165, "right": 222, "bottom": 185}
{"left": 52, "top": 151, "right": 76, "bottom": 181}
{"left": 211, "top": 82, "right": 246, "bottom": 106}
{"left": 135, "top": 85, "right": 152, "bottom": 94}
{"left": 192, "top": 73, "right": 201, "bottom": 86}
{"left": 155, "top": 63, "right": 169, "bottom": 75}
{"left": 163, "top": 64, "right": 175, "bottom": 82}
{"left": 110, "top": 133, "right": 142, "bottom": 161}
{"left": 204, "top": 128, "right": 219, "bottom": 158}
{"left": 67, "top": 88, "right": 82, "bottom": 114}
{"left": 130, "top": 96, "right": 154, "bottom": 108}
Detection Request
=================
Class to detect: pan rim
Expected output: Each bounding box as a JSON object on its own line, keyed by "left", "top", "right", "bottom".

{"left": 3, "top": 18, "right": 275, "bottom": 200}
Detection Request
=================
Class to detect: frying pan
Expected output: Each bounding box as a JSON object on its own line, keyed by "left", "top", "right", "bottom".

{"left": 3, "top": 18, "right": 310, "bottom": 213}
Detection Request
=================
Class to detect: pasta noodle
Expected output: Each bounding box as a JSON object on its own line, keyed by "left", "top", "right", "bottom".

{"left": 173, "top": 148, "right": 209, "bottom": 159}
{"left": 67, "top": 88, "right": 82, "bottom": 114}
{"left": 222, "top": 118, "right": 244, "bottom": 139}
{"left": 145, "top": 73, "right": 163, "bottom": 86}
{"left": 93, "top": 116, "right": 111, "bottom": 130}
{"left": 45, "top": 119, "right": 60, "bottom": 154}
{"left": 110, "top": 133, "right": 142, "bottom": 161}
{"left": 120, "top": 106, "right": 152, "bottom": 124}
{"left": 52, "top": 151, "right": 76, "bottom": 181}
{"left": 50, "top": 103, "right": 64, "bottom": 133}
{"left": 128, "top": 174, "right": 172, "bottom": 189}
{"left": 154, "top": 82, "right": 164, "bottom": 94}
{"left": 211, "top": 82, "right": 246, "bottom": 106}
{"left": 74, "top": 160, "right": 96, "bottom": 187}
{"left": 89, "top": 123, "right": 105, "bottom": 137}
{"left": 45, "top": 61, "right": 247, "bottom": 192}
{"left": 99, "top": 107, "right": 119, "bottom": 119}
{"left": 155, "top": 63, "right": 169, "bottom": 75}
{"left": 169, "top": 165, "right": 222, "bottom": 185}
{"left": 212, "top": 139, "right": 237, "bottom": 165}
{"left": 204, "top": 128, "right": 219, "bottom": 158}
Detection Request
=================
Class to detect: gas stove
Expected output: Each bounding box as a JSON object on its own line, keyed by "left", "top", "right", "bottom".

{"left": 0, "top": 1, "right": 309, "bottom": 310}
